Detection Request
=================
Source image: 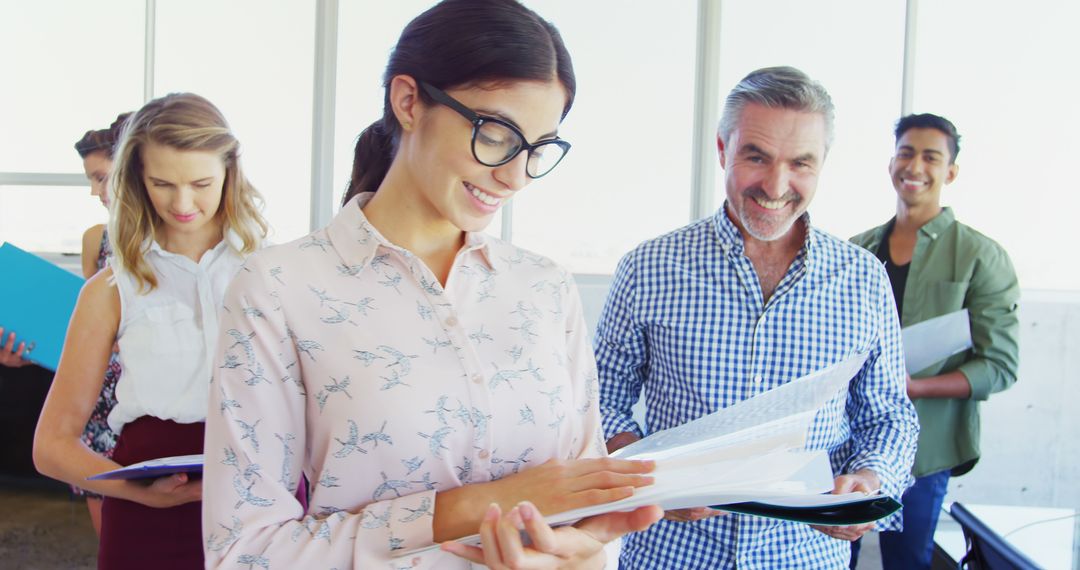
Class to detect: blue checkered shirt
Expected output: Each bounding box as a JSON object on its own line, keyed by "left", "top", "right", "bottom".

{"left": 596, "top": 207, "right": 919, "bottom": 569}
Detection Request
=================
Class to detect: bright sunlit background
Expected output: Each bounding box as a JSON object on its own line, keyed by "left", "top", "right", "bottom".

{"left": 1, "top": 0, "right": 1077, "bottom": 291}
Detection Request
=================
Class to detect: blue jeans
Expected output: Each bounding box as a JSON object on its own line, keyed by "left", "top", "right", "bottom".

{"left": 879, "top": 470, "right": 951, "bottom": 570}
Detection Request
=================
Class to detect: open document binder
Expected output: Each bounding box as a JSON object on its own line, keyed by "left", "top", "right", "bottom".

{"left": 404, "top": 353, "right": 900, "bottom": 557}
{"left": 88, "top": 454, "right": 204, "bottom": 481}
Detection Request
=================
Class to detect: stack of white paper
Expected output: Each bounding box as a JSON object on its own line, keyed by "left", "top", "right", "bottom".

{"left": 555, "top": 352, "right": 868, "bottom": 522}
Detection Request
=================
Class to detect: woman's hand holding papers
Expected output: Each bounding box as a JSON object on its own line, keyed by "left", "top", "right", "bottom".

{"left": 811, "top": 468, "right": 881, "bottom": 541}
{"left": 441, "top": 500, "right": 663, "bottom": 569}
{"left": 607, "top": 431, "right": 726, "bottom": 523}
{"left": 433, "top": 457, "right": 656, "bottom": 543}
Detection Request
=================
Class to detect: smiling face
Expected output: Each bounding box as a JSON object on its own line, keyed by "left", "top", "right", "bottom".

{"left": 82, "top": 151, "right": 113, "bottom": 208}
{"left": 889, "top": 127, "right": 958, "bottom": 209}
{"left": 400, "top": 79, "right": 568, "bottom": 233}
{"left": 140, "top": 141, "right": 226, "bottom": 243}
{"left": 719, "top": 103, "right": 827, "bottom": 242}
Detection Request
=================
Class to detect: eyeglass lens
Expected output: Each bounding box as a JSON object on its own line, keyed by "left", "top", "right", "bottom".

{"left": 473, "top": 120, "right": 566, "bottom": 177}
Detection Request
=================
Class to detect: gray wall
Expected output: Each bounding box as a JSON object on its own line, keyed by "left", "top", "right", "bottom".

{"left": 947, "top": 290, "right": 1080, "bottom": 510}
{"left": 574, "top": 274, "right": 1080, "bottom": 511}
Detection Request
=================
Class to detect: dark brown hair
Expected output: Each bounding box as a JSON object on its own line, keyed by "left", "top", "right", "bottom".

{"left": 342, "top": 0, "right": 576, "bottom": 205}
{"left": 74, "top": 112, "right": 132, "bottom": 159}
{"left": 895, "top": 113, "right": 961, "bottom": 164}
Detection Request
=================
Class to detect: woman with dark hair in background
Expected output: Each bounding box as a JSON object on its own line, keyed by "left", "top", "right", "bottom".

{"left": 203, "top": 1, "right": 660, "bottom": 568}
{"left": 0, "top": 113, "right": 131, "bottom": 535}
{"left": 70, "top": 112, "right": 130, "bottom": 536}
{"left": 75, "top": 114, "right": 130, "bottom": 279}
{"left": 0, "top": 114, "right": 130, "bottom": 368}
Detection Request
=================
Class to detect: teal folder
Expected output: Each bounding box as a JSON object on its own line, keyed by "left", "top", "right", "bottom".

{"left": 0, "top": 243, "right": 85, "bottom": 371}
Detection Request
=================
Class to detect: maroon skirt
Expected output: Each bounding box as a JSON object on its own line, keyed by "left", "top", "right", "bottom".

{"left": 98, "top": 416, "right": 205, "bottom": 570}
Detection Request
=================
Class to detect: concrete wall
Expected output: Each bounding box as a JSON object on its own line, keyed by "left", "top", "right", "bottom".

{"left": 947, "top": 290, "right": 1080, "bottom": 510}
{"left": 574, "top": 274, "right": 1080, "bottom": 511}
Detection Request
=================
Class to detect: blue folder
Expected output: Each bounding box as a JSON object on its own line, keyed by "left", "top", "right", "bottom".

{"left": 0, "top": 242, "right": 85, "bottom": 371}
{"left": 88, "top": 454, "right": 204, "bottom": 481}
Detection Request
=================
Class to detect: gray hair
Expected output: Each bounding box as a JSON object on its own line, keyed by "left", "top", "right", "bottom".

{"left": 718, "top": 66, "right": 835, "bottom": 151}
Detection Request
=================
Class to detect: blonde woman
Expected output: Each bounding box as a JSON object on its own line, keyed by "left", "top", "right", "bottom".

{"left": 34, "top": 92, "right": 267, "bottom": 570}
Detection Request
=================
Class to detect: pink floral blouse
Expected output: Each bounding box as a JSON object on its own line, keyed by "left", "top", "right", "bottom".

{"left": 203, "top": 193, "right": 605, "bottom": 569}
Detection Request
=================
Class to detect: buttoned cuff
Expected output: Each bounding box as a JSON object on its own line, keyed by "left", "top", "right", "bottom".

{"left": 955, "top": 362, "right": 990, "bottom": 401}
{"left": 602, "top": 414, "right": 643, "bottom": 442}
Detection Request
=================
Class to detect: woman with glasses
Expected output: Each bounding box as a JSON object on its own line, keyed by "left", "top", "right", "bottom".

{"left": 202, "top": 0, "right": 660, "bottom": 568}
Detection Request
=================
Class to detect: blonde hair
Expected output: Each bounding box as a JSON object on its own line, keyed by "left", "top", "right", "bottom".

{"left": 108, "top": 93, "right": 268, "bottom": 292}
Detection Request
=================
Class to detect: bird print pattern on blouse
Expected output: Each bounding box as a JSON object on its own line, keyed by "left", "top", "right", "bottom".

{"left": 203, "top": 194, "right": 605, "bottom": 568}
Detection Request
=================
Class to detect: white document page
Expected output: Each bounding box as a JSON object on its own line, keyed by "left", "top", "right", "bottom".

{"left": 902, "top": 308, "right": 972, "bottom": 374}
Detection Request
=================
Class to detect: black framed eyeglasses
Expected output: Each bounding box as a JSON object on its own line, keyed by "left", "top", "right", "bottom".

{"left": 418, "top": 81, "right": 571, "bottom": 179}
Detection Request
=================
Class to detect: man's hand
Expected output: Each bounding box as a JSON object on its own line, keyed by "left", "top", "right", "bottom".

{"left": 811, "top": 468, "right": 881, "bottom": 541}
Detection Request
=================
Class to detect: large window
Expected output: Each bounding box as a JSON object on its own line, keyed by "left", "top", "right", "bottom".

{"left": 712, "top": 0, "right": 906, "bottom": 242}
{"left": 332, "top": 0, "right": 436, "bottom": 211}
{"left": 155, "top": 0, "right": 314, "bottom": 244}
{"left": 0, "top": 0, "right": 144, "bottom": 253}
{"left": 0, "top": 1, "right": 145, "bottom": 174}
{"left": 912, "top": 1, "right": 1080, "bottom": 291}
{"left": 512, "top": 0, "right": 697, "bottom": 274}
{"left": 0, "top": 186, "right": 102, "bottom": 254}
{"left": 1, "top": 1, "right": 1077, "bottom": 294}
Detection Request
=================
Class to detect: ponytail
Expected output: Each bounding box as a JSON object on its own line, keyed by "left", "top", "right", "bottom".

{"left": 342, "top": 119, "right": 397, "bottom": 206}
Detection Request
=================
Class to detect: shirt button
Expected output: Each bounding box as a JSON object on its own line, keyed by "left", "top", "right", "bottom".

{"left": 472, "top": 373, "right": 483, "bottom": 384}
{"left": 478, "top": 450, "right": 490, "bottom": 459}
{"left": 445, "top": 316, "right": 459, "bottom": 327}
{"left": 753, "top": 375, "right": 763, "bottom": 384}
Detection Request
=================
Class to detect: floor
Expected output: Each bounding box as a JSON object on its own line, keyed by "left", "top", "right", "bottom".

{"left": 0, "top": 483, "right": 97, "bottom": 569}
{"left": 856, "top": 532, "right": 885, "bottom": 570}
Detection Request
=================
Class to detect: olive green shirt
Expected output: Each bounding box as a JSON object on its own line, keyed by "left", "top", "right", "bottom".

{"left": 851, "top": 207, "right": 1020, "bottom": 477}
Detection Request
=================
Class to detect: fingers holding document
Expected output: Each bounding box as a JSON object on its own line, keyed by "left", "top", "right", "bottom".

{"left": 442, "top": 501, "right": 663, "bottom": 569}
{"left": 811, "top": 468, "right": 881, "bottom": 541}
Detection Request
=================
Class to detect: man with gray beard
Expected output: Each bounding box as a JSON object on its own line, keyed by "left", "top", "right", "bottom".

{"left": 596, "top": 66, "right": 919, "bottom": 569}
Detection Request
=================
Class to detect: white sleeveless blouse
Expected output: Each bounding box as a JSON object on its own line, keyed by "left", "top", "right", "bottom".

{"left": 107, "top": 237, "right": 246, "bottom": 434}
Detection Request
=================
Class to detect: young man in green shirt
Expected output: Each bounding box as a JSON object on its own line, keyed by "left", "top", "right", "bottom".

{"left": 849, "top": 113, "right": 1020, "bottom": 570}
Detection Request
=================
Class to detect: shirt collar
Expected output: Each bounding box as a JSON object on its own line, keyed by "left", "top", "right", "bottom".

{"left": 145, "top": 231, "right": 236, "bottom": 271}
{"left": 918, "top": 206, "right": 956, "bottom": 240}
{"left": 327, "top": 192, "right": 499, "bottom": 274}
